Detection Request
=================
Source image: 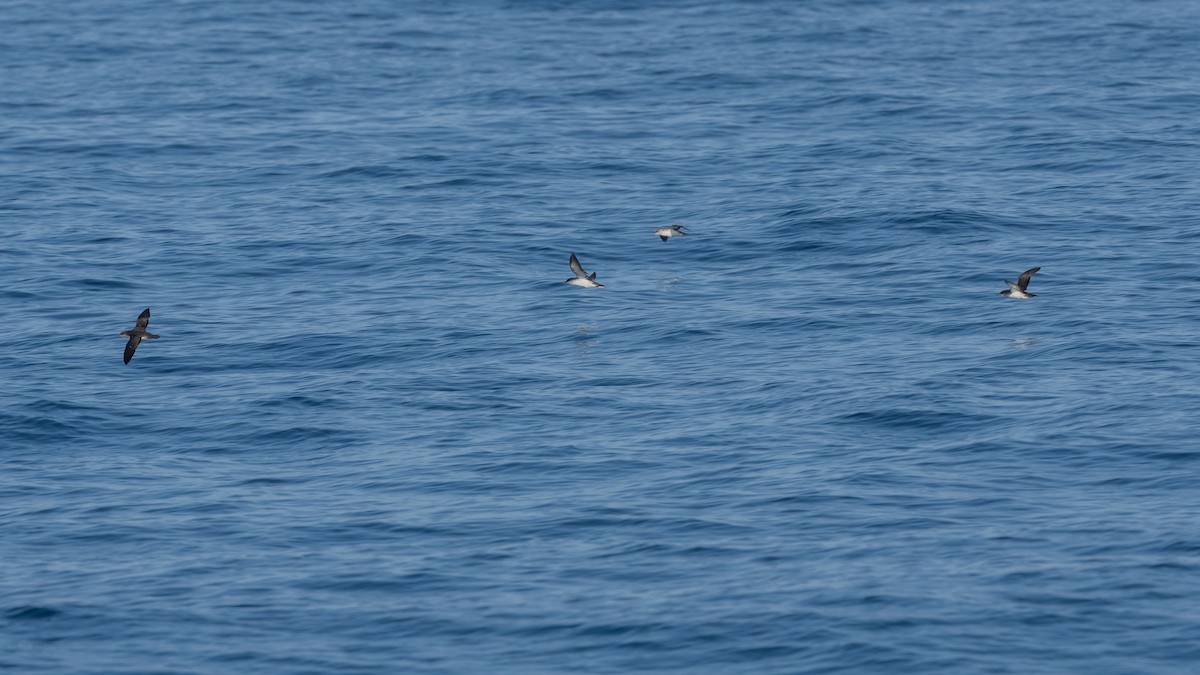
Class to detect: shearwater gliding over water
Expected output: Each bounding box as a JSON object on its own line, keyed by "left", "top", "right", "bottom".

{"left": 1000, "top": 267, "right": 1041, "bottom": 299}
{"left": 565, "top": 253, "right": 604, "bottom": 288}
{"left": 654, "top": 223, "right": 688, "bottom": 242}
{"left": 119, "top": 307, "right": 160, "bottom": 364}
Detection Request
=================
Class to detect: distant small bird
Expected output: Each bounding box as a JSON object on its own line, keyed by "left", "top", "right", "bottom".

{"left": 1000, "top": 267, "right": 1041, "bottom": 299}
{"left": 654, "top": 223, "right": 688, "bottom": 242}
{"left": 119, "top": 308, "right": 160, "bottom": 364}
{"left": 565, "top": 253, "right": 604, "bottom": 288}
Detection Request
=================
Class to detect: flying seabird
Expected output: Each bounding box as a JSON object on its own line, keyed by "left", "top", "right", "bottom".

{"left": 1000, "top": 267, "right": 1041, "bottom": 299}
{"left": 119, "top": 308, "right": 160, "bottom": 364}
{"left": 565, "top": 253, "right": 604, "bottom": 288}
{"left": 654, "top": 223, "right": 688, "bottom": 242}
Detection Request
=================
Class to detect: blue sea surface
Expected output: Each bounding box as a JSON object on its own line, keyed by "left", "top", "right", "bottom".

{"left": 4, "top": 1, "right": 1200, "bottom": 672}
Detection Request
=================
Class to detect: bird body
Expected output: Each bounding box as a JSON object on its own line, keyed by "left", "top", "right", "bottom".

{"left": 119, "top": 308, "right": 160, "bottom": 363}
{"left": 1000, "top": 267, "right": 1040, "bottom": 299}
{"left": 654, "top": 223, "right": 688, "bottom": 242}
{"left": 566, "top": 253, "right": 604, "bottom": 288}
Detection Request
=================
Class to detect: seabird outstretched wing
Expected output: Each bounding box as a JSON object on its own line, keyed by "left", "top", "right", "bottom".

{"left": 569, "top": 253, "right": 587, "bottom": 279}
{"left": 1017, "top": 267, "right": 1040, "bottom": 291}
{"left": 123, "top": 335, "right": 142, "bottom": 364}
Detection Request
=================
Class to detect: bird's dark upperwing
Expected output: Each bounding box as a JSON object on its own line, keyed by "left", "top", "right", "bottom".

{"left": 136, "top": 307, "right": 151, "bottom": 329}
{"left": 569, "top": 253, "right": 586, "bottom": 278}
{"left": 1017, "top": 267, "right": 1041, "bottom": 291}
{"left": 123, "top": 335, "right": 142, "bottom": 364}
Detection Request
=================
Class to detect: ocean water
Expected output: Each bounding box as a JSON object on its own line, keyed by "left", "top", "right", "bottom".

{"left": 4, "top": 0, "right": 1200, "bottom": 672}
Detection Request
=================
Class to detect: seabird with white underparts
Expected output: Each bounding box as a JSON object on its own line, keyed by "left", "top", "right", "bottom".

{"left": 565, "top": 253, "right": 604, "bottom": 288}
{"left": 1000, "top": 267, "right": 1041, "bottom": 299}
{"left": 654, "top": 223, "right": 688, "bottom": 242}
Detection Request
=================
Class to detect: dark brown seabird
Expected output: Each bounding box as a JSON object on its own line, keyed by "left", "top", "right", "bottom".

{"left": 119, "top": 308, "right": 160, "bottom": 364}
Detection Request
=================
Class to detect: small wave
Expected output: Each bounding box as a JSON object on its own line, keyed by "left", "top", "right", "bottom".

{"left": 5, "top": 606, "right": 62, "bottom": 620}
{"left": 318, "top": 165, "right": 413, "bottom": 179}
